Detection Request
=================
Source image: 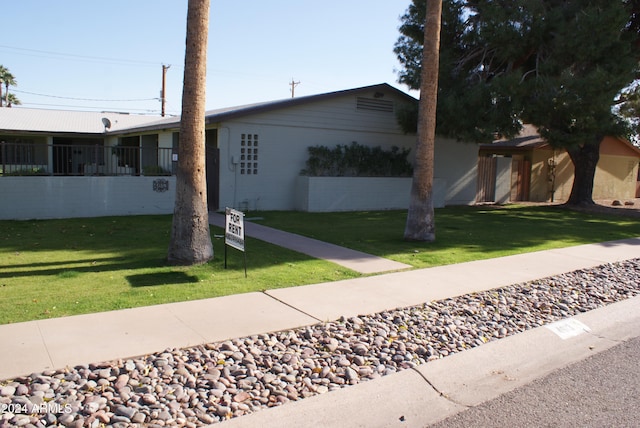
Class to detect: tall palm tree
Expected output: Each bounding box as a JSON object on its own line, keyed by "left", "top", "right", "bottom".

{"left": 2, "top": 69, "right": 16, "bottom": 107}
{"left": 404, "top": 0, "right": 443, "bottom": 242}
{"left": 6, "top": 93, "right": 20, "bottom": 107}
{"left": 0, "top": 65, "right": 8, "bottom": 107}
{"left": 167, "top": 0, "right": 214, "bottom": 265}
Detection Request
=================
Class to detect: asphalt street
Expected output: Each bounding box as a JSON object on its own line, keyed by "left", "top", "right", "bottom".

{"left": 429, "top": 336, "right": 640, "bottom": 428}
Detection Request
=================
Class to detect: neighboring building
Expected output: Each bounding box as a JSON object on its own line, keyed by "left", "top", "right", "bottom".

{"left": 477, "top": 124, "right": 640, "bottom": 204}
{"left": 0, "top": 83, "right": 480, "bottom": 220}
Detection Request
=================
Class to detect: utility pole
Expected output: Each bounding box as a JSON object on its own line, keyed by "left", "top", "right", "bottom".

{"left": 289, "top": 78, "right": 300, "bottom": 98}
{"left": 161, "top": 64, "right": 171, "bottom": 116}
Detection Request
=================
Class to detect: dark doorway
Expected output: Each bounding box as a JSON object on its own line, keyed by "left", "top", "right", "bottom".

{"left": 513, "top": 158, "right": 531, "bottom": 201}
{"left": 476, "top": 156, "right": 497, "bottom": 203}
{"left": 52, "top": 138, "right": 73, "bottom": 175}
{"left": 119, "top": 136, "right": 140, "bottom": 175}
{"left": 141, "top": 134, "right": 159, "bottom": 174}
{"left": 52, "top": 137, "right": 104, "bottom": 175}
{"left": 205, "top": 129, "right": 220, "bottom": 211}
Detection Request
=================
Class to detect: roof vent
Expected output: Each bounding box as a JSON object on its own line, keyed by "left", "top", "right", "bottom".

{"left": 356, "top": 97, "right": 393, "bottom": 113}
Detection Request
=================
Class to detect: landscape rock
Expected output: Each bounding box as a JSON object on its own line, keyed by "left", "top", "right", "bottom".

{"left": 0, "top": 259, "right": 638, "bottom": 426}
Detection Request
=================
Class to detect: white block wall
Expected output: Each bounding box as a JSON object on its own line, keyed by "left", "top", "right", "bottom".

{"left": 0, "top": 177, "right": 176, "bottom": 220}
{"left": 295, "top": 177, "right": 447, "bottom": 212}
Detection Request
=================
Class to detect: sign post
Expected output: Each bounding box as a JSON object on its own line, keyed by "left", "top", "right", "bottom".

{"left": 224, "top": 207, "right": 247, "bottom": 277}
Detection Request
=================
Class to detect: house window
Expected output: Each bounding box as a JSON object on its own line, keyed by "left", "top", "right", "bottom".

{"left": 240, "top": 133, "right": 259, "bottom": 175}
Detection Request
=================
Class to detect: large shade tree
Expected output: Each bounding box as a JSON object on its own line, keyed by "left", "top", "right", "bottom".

{"left": 167, "top": 0, "right": 214, "bottom": 265}
{"left": 395, "top": 0, "right": 640, "bottom": 206}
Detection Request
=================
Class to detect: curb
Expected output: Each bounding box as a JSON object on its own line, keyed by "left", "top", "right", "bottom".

{"left": 215, "top": 295, "right": 640, "bottom": 427}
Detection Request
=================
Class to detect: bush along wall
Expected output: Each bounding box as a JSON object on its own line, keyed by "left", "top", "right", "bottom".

{"left": 301, "top": 142, "right": 413, "bottom": 177}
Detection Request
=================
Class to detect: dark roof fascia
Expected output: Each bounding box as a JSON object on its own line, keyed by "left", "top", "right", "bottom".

{"left": 479, "top": 134, "right": 549, "bottom": 153}
{"left": 0, "top": 130, "right": 105, "bottom": 139}
{"left": 123, "top": 83, "right": 417, "bottom": 134}
{"left": 107, "top": 119, "right": 181, "bottom": 136}
{"left": 481, "top": 133, "right": 640, "bottom": 158}
{"left": 204, "top": 83, "right": 417, "bottom": 125}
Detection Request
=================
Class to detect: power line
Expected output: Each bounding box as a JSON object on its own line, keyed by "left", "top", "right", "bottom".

{"left": 12, "top": 89, "right": 157, "bottom": 103}
{"left": 18, "top": 101, "right": 171, "bottom": 114}
{"left": 0, "top": 44, "right": 176, "bottom": 68}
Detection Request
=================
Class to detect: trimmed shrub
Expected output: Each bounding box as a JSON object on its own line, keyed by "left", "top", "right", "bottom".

{"left": 301, "top": 142, "right": 412, "bottom": 177}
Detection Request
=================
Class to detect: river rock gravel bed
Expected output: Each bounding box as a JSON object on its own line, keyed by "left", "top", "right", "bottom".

{"left": 1, "top": 259, "right": 639, "bottom": 427}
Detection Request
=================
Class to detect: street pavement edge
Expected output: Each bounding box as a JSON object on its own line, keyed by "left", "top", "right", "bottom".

{"left": 216, "top": 295, "right": 640, "bottom": 428}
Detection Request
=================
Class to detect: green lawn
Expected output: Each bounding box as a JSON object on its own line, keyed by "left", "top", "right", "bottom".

{"left": 1, "top": 205, "right": 638, "bottom": 325}
{"left": 0, "top": 216, "right": 358, "bottom": 324}
{"left": 251, "top": 205, "right": 640, "bottom": 267}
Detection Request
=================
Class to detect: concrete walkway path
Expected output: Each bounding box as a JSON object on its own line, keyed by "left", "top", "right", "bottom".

{"left": 209, "top": 212, "right": 411, "bottom": 274}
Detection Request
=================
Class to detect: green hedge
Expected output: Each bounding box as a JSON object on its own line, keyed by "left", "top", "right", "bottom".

{"left": 301, "top": 142, "right": 413, "bottom": 177}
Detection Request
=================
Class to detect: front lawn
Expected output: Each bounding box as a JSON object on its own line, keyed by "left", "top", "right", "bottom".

{"left": 1, "top": 205, "right": 638, "bottom": 324}
{"left": 251, "top": 205, "right": 640, "bottom": 267}
{"left": 0, "top": 216, "right": 357, "bottom": 324}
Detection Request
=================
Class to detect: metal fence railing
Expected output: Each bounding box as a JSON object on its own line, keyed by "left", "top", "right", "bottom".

{"left": 0, "top": 142, "right": 175, "bottom": 176}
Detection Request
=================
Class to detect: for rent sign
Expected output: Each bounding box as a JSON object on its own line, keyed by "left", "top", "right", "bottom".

{"left": 225, "top": 207, "right": 245, "bottom": 252}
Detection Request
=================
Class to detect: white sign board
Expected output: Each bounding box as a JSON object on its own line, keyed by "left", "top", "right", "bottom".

{"left": 225, "top": 207, "right": 245, "bottom": 252}
{"left": 545, "top": 318, "right": 591, "bottom": 340}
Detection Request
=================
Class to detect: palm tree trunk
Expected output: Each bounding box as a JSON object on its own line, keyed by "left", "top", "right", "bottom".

{"left": 167, "top": 0, "right": 214, "bottom": 265}
{"left": 404, "top": 0, "right": 442, "bottom": 242}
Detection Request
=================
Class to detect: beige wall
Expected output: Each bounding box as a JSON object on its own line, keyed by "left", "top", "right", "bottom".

{"left": 524, "top": 148, "right": 638, "bottom": 203}
{"left": 526, "top": 149, "right": 574, "bottom": 202}
{"left": 593, "top": 155, "right": 638, "bottom": 200}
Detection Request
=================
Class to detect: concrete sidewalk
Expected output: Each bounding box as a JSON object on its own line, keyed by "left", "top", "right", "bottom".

{"left": 0, "top": 237, "right": 638, "bottom": 426}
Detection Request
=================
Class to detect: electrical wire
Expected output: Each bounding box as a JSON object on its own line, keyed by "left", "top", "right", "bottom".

{"left": 0, "top": 44, "right": 175, "bottom": 68}
{"left": 18, "top": 101, "right": 176, "bottom": 114}
{"left": 1, "top": 45, "right": 181, "bottom": 114}
{"left": 12, "top": 89, "right": 157, "bottom": 103}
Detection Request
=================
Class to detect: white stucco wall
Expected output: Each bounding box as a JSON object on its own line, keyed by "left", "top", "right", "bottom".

{"left": 0, "top": 176, "right": 176, "bottom": 220}
{"left": 495, "top": 156, "right": 512, "bottom": 204}
{"left": 213, "top": 90, "right": 417, "bottom": 211}
{"left": 212, "top": 94, "right": 478, "bottom": 212}
{"left": 1, "top": 87, "right": 481, "bottom": 219}
{"left": 433, "top": 137, "right": 479, "bottom": 205}
{"left": 294, "top": 177, "right": 447, "bottom": 212}
{"left": 217, "top": 123, "right": 417, "bottom": 211}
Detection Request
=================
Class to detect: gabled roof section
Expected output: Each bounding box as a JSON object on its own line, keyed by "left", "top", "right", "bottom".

{"left": 0, "top": 108, "right": 163, "bottom": 135}
{"left": 0, "top": 84, "right": 417, "bottom": 135}
{"left": 205, "top": 83, "right": 416, "bottom": 123}
{"left": 480, "top": 124, "right": 549, "bottom": 152}
{"left": 128, "top": 83, "right": 417, "bottom": 133}
{"left": 480, "top": 123, "right": 640, "bottom": 157}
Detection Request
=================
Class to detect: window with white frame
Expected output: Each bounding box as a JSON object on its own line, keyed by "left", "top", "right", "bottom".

{"left": 240, "top": 133, "right": 259, "bottom": 175}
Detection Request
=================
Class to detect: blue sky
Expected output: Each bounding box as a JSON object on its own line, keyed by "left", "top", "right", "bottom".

{"left": 2, "top": 0, "right": 416, "bottom": 116}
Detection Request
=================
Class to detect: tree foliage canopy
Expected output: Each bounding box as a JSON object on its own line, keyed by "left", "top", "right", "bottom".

{"left": 395, "top": 0, "right": 640, "bottom": 146}
{"left": 0, "top": 65, "right": 19, "bottom": 107}
{"left": 395, "top": 0, "right": 640, "bottom": 205}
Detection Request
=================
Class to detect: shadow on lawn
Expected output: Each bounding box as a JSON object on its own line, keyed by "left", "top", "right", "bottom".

{"left": 0, "top": 256, "right": 167, "bottom": 280}
{"left": 127, "top": 272, "right": 200, "bottom": 287}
